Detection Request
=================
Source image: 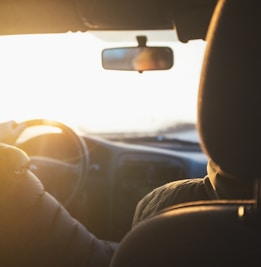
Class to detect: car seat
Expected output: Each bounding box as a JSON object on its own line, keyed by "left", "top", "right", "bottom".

{"left": 109, "top": 0, "right": 261, "bottom": 266}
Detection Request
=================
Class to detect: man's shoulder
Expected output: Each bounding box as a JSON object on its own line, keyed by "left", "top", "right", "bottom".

{"left": 132, "top": 177, "right": 211, "bottom": 226}
{"left": 149, "top": 178, "right": 208, "bottom": 205}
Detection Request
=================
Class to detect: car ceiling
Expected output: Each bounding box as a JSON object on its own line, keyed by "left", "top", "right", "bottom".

{"left": 0, "top": 0, "right": 217, "bottom": 42}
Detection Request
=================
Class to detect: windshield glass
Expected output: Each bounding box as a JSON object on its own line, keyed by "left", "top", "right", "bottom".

{"left": 0, "top": 30, "right": 206, "bottom": 138}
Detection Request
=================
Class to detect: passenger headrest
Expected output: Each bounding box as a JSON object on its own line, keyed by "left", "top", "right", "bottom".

{"left": 198, "top": 0, "right": 261, "bottom": 178}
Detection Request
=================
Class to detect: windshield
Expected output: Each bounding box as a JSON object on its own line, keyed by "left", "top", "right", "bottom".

{"left": 0, "top": 30, "right": 206, "bottom": 138}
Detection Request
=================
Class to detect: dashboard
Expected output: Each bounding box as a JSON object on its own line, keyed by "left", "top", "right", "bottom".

{"left": 17, "top": 131, "right": 208, "bottom": 242}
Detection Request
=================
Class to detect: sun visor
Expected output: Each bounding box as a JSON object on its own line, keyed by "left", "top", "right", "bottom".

{"left": 75, "top": 0, "right": 174, "bottom": 30}
{"left": 76, "top": 0, "right": 217, "bottom": 41}
{"left": 0, "top": 0, "right": 86, "bottom": 35}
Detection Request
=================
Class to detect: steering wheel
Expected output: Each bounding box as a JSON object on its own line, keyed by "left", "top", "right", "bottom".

{"left": 15, "top": 119, "right": 89, "bottom": 208}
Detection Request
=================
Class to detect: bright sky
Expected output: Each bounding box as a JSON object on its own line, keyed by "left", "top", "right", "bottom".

{"left": 0, "top": 31, "right": 206, "bottom": 133}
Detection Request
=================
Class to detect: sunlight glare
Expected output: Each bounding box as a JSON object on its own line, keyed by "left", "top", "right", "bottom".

{"left": 0, "top": 32, "right": 206, "bottom": 133}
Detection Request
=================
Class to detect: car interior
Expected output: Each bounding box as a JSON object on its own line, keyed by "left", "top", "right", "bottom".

{"left": 1, "top": 0, "right": 260, "bottom": 266}
{"left": 110, "top": 0, "right": 261, "bottom": 266}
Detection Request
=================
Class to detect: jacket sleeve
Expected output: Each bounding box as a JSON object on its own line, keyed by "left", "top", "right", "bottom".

{"left": 132, "top": 178, "right": 210, "bottom": 227}
{"left": 0, "top": 144, "right": 117, "bottom": 267}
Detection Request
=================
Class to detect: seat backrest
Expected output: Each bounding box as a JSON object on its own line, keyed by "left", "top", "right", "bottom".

{"left": 110, "top": 0, "right": 261, "bottom": 266}
{"left": 110, "top": 200, "right": 261, "bottom": 267}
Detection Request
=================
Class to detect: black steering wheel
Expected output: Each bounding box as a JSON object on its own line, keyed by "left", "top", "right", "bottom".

{"left": 15, "top": 119, "right": 89, "bottom": 208}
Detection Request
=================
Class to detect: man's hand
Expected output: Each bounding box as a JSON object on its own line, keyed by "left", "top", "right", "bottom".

{"left": 0, "top": 120, "right": 26, "bottom": 145}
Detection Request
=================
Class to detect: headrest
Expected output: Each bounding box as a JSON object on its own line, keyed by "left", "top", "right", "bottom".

{"left": 198, "top": 0, "right": 261, "bottom": 178}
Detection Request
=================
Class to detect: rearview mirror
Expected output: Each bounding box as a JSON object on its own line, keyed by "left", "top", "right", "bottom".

{"left": 102, "top": 47, "right": 173, "bottom": 72}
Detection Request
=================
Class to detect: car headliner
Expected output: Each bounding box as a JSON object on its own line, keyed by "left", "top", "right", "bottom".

{"left": 0, "top": 0, "right": 217, "bottom": 42}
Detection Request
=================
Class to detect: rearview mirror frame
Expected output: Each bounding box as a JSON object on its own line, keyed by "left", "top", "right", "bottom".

{"left": 102, "top": 46, "right": 174, "bottom": 72}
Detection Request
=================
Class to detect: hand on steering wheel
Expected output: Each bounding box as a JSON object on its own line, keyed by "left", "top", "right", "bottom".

{"left": 0, "top": 120, "right": 26, "bottom": 145}
{"left": 14, "top": 119, "right": 89, "bottom": 208}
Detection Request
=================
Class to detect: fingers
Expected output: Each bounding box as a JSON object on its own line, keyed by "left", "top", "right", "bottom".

{"left": 13, "top": 122, "right": 26, "bottom": 136}
{"left": 0, "top": 120, "right": 26, "bottom": 144}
